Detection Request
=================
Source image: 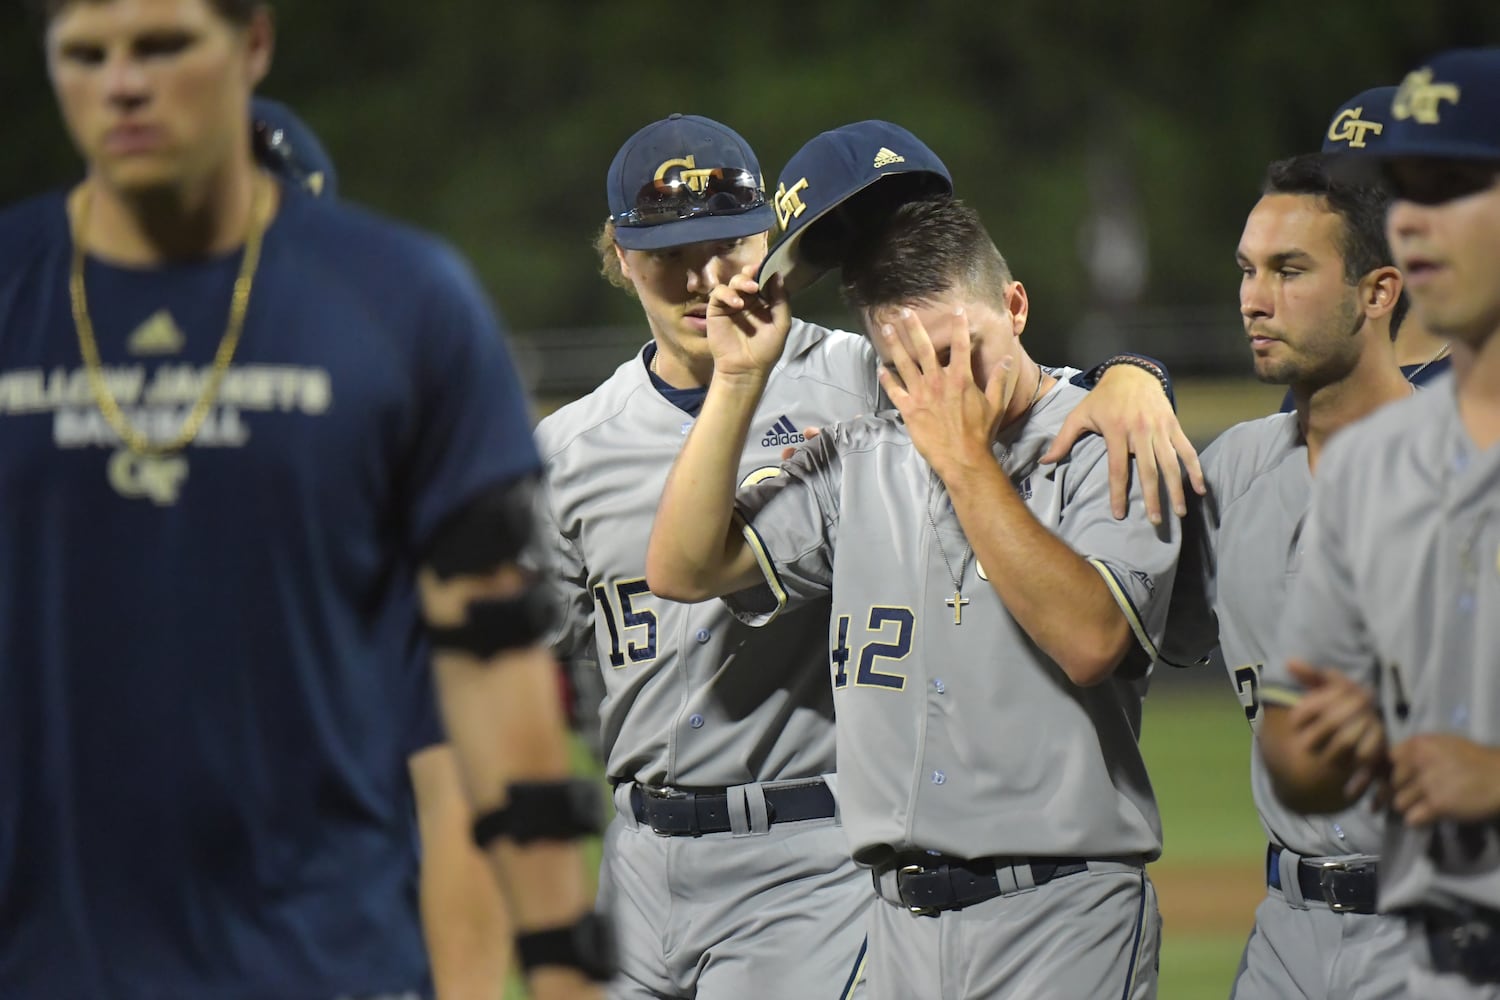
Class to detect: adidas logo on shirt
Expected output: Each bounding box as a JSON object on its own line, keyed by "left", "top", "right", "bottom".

{"left": 872, "top": 147, "right": 906, "bottom": 168}
{"left": 760, "top": 415, "right": 804, "bottom": 448}
{"left": 127, "top": 310, "right": 186, "bottom": 356}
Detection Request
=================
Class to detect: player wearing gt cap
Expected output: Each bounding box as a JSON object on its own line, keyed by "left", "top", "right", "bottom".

{"left": 646, "top": 122, "right": 1178, "bottom": 1000}
{"left": 1161, "top": 145, "right": 1414, "bottom": 999}
{"left": 539, "top": 114, "right": 1190, "bottom": 999}
{"left": 1276, "top": 85, "right": 1450, "bottom": 413}
{"left": 538, "top": 113, "right": 932, "bottom": 1000}
{"left": 1259, "top": 47, "right": 1500, "bottom": 999}
{"left": 1324, "top": 89, "right": 1451, "bottom": 385}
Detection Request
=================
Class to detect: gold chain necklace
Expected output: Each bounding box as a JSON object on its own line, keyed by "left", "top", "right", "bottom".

{"left": 1404, "top": 341, "right": 1451, "bottom": 384}
{"left": 69, "top": 177, "right": 269, "bottom": 457}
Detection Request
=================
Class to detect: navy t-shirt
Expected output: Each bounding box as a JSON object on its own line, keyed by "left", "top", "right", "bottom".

{"left": 0, "top": 186, "right": 539, "bottom": 999}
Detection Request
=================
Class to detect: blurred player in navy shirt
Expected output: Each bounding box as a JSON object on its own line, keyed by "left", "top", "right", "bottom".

{"left": 0, "top": 2, "right": 610, "bottom": 998}
{"left": 249, "top": 94, "right": 523, "bottom": 1000}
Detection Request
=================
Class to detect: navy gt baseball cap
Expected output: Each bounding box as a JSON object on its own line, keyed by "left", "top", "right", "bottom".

{"left": 758, "top": 120, "right": 953, "bottom": 294}
{"left": 606, "top": 114, "right": 775, "bottom": 251}
{"left": 1374, "top": 48, "right": 1500, "bottom": 160}
{"left": 1321, "top": 86, "right": 1397, "bottom": 154}
{"left": 252, "top": 97, "right": 338, "bottom": 198}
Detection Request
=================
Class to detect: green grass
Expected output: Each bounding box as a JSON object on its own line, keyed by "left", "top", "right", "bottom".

{"left": 1143, "top": 672, "right": 1265, "bottom": 864}
{"left": 1144, "top": 676, "right": 1267, "bottom": 998}
{"left": 1160, "top": 933, "right": 1247, "bottom": 998}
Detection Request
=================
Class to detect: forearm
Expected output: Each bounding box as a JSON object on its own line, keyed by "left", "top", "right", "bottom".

{"left": 412, "top": 745, "right": 513, "bottom": 1000}
{"left": 646, "top": 372, "right": 768, "bottom": 601}
{"left": 1257, "top": 705, "right": 1361, "bottom": 814}
{"left": 433, "top": 648, "right": 591, "bottom": 924}
{"left": 944, "top": 458, "right": 1133, "bottom": 685}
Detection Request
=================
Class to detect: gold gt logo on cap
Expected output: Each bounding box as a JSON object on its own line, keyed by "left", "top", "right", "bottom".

{"left": 872, "top": 147, "right": 906, "bottom": 168}
{"left": 1326, "top": 108, "right": 1384, "bottom": 149}
{"left": 1393, "top": 68, "right": 1461, "bottom": 124}
{"left": 654, "top": 154, "right": 722, "bottom": 193}
{"left": 775, "top": 178, "right": 810, "bottom": 230}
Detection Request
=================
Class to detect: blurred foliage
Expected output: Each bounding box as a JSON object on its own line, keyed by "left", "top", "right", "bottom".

{"left": 3, "top": 0, "right": 1496, "bottom": 352}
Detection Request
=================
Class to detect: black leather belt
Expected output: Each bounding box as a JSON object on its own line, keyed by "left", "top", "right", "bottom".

{"left": 628, "top": 780, "right": 835, "bottom": 836}
{"left": 876, "top": 855, "right": 1090, "bottom": 914}
{"left": 1267, "top": 844, "right": 1378, "bottom": 914}
{"left": 1417, "top": 905, "right": 1500, "bottom": 984}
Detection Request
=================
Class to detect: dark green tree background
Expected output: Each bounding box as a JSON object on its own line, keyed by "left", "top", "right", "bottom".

{"left": 4, "top": 0, "right": 1495, "bottom": 380}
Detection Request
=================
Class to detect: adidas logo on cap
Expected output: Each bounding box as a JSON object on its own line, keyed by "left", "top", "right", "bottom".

{"left": 872, "top": 147, "right": 906, "bottom": 168}
{"left": 760, "top": 415, "right": 805, "bottom": 448}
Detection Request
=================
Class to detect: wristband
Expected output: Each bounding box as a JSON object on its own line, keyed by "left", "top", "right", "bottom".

{"left": 1072, "top": 353, "right": 1176, "bottom": 410}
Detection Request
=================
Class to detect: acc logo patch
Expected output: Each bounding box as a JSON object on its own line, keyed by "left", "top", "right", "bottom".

{"left": 1393, "top": 68, "right": 1461, "bottom": 124}
{"left": 1326, "top": 107, "right": 1384, "bottom": 149}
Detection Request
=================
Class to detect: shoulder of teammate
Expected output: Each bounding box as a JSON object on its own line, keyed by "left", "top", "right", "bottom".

{"left": 296, "top": 199, "right": 544, "bottom": 549}
{"left": 1027, "top": 380, "right": 1179, "bottom": 650}
{"left": 0, "top": 192, "right": 71, "bottom": 291}
{"left": 0, "top": 190, "right": 67, "bottom": 247}
{"left": 1198, "top": 411, "right": 1300, "bottom": 507}
{"left": 775, "top": 317, "right": 882, "bottom": 407}
{"left": 741, "top": 409, "right": 897, "bottom": 509}
{"left": 1318, "top": 377, "right": 1446, "bottom": 487}
{"left": 279, "top": 195, "right": 495, "bottom": 315}
{"left": 534, "top": 349, "right": 653, "bottom": 462}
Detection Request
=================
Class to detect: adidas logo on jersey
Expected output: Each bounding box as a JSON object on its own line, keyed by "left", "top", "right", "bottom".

{"left": 127, "top": 310, "right": 186, "bottom": 356}
{"left": 872, "top": 147, "right": 905, "bottom": 168}
{"left": 760, "top": 415, "right": 804, "bottom": 448}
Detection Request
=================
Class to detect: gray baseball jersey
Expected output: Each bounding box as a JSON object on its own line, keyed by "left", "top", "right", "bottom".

{"left": 1164, "top": 412, "right": 1384, "bottom": 858}
{"left": 726, "top": 379, "right": 1177, "bottom": 864}
{"left": 1265, "top": 378, "right": 1500, "bottom": 914}
{"left": 1165, "top": 411, "right": 1407, "bottom": 1000}
{"left": 536, "top": 318, "right": 880, "bottom": 785}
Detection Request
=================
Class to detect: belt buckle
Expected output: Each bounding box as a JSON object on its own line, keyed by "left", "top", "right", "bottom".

{"left": 898, "top": 864, "right": 939, "bottom": 916}
{"left": 1315, "top": 860, "right": 1369, "bottom": 913}
{"left": 644, "top": 787, "right": 696, "bottom": 836}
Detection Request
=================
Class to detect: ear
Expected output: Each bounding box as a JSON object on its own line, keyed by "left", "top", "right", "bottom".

{"left": 243, "top": 6, "right": 276, "bottom": 89}
{"left": 614, "top": 242, "right": 633, "bottom": 281}
{"left": 1361, "top": 265, "right": 1402, "bottom": 321}
{"left": 1005, "top": 281, "right": 1030, "bottom": 336}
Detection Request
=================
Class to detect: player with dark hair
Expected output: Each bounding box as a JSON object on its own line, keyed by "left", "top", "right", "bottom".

{"left": 1161, "top": 148, "right": 1413, "bottom": 998}
{"left": 546, "top": 114, "right": 932, "bottom": 1000}
{"left": 1260, "top": 47, "right": 1500, "bottom": 998}
{"left": 0, "top": 2, "right": 606, "bottom": 998}
{"left": 646, "top": 168, "right": 1176, "bottom": 999}
{"left": 544, "top": 115, "right": 1192, "bottom": 999}
{"left": 1276, "top": 87, "right": 1448, "bottom": 413}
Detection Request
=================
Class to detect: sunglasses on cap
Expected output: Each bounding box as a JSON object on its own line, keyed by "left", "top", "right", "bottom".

{"left": 613, "top": 167, "right": 765, "bottom": 227}
{"left": 1384, "top": 159, "right": 1500, "bottom": 206}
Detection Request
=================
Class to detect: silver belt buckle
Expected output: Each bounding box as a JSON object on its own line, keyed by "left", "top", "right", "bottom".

{"left": 1316, "top": 860, "right": 1368, "bottom": 913}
